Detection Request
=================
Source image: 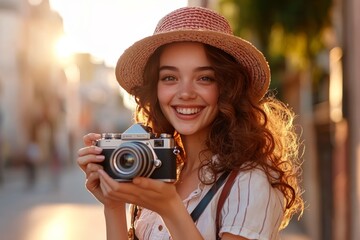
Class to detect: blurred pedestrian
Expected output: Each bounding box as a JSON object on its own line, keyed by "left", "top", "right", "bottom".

{"left": 0, "top": 80, "right": 3, "bottom": 185}
{"left": 25, "top": 141, "right": 40, "bottom": 189}
{"left": 77, "top": 6, "right": 304, "bottom": 240}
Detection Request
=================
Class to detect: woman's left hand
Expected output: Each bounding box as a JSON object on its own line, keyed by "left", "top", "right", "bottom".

{"left": 97, "top": 169, "right": 181, "bottom": 216}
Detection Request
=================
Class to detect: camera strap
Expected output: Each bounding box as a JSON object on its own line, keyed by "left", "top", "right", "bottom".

{"left": 190, "top": 170, "right": 231, "bottom": 222}
{"left": 128, "top": 170, "right": 238, "bottom": 240}
{"left": 215, "top": 170, "right": 239, "bottom": 239}
{"left": 190, "top": 170, "right": 239, "bottom": 240}
{"left": 128, "top": 204, "right": 138, "bottom": 240}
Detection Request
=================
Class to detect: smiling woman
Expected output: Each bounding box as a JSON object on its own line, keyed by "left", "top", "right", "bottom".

{"left": 48, "top": 0, "right": 188, "bottom": 67}
{"left": 76, "top": 6, "right": 304, "bottom": 240}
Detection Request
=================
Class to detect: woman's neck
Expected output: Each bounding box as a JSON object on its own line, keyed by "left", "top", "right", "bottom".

{"left": 180, "top": 131, "right": 210, "bottom": 173}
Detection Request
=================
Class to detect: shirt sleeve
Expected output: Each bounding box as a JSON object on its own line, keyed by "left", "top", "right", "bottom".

{"left": 218, "top": 168, "right": 285, "bottom": 240}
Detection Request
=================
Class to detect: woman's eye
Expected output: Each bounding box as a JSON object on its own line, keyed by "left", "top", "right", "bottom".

{"left": 199, "top": 76, "right": 215, "bottom": 82}
{"left": 160, "top": 75, "right": 176, "bottom": 81}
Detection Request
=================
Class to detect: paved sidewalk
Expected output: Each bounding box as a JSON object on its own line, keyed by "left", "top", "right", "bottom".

{"left": 0, "top": 166, "right": 106, "bottom": 240}
{"left": 0, "top": 166, "right": 309, "bottom": 240}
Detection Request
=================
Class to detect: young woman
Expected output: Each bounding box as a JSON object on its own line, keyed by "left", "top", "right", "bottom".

{"left": 77, "top": 6, "right": 304, "bottom": 240}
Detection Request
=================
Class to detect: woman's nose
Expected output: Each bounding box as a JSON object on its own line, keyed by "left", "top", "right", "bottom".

{"left": 177, "top": 81, "right": 196, "bottom": 99}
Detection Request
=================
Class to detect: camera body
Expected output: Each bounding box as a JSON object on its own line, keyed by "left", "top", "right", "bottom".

{"left": 96, "top": 124, "right": 177, "bottom": 182}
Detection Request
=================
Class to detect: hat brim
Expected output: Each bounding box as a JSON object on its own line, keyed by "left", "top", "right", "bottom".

{"left": 115, "top": 30, "right": 270, "bottom": 101}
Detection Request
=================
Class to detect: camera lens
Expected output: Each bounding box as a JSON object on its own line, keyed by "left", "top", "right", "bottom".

{"left": 119, "top": 153, "right": 135, "bottom": 169}
{"left": 109, "top": 141, "right": 155, "bottom": 180}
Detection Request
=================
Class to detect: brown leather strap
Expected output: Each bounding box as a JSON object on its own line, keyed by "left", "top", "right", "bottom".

{"left": 216, "top": 170, "right": 239, "bottom": 239}
{"left": 128, "top": 204, "right": 139, "bottom": 240}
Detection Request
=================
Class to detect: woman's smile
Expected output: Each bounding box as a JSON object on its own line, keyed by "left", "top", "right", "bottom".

{"left": 174, "top": 106, "right": 202, "bottom": 115}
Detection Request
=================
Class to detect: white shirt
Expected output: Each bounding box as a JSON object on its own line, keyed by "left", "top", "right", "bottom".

{"left": 134, "top": 168, "right": 284, "bottom": 240}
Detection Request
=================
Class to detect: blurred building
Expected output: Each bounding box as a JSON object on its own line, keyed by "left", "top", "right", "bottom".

{"left": 0, "top": 0, "right": 28, "bottom": 164}
{"left": 344, "top": 1, "right": 360, "bottom": 239}
{"left": 70, "top": 53, "right": 133, "bottom": 136}
{"left": 0, "top": 0, "right": 133, "bottom": 172}
{"left": 0, "top": 0, "right": 65, "bottom": 166}
{"left": 296, "top": 0, "right": 360, "bottom": 239}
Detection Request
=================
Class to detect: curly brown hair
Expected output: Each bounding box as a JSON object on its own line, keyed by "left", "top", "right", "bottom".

{"left": 131, "top": 43, "right": 304, "bottom": 229}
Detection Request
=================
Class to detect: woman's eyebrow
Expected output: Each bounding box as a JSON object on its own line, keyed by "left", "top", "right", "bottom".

{"left": 159, "top": 65, "right": 178, "bottom": 71}
{"left": 159, "top": 66, "right": 214, "bottom": 72}
{"left": 194, "top": 66, "right": 214, "bottom": 72}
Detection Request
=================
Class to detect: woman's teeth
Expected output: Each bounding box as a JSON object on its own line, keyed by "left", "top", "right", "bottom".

{"left": 176, "top": 107, "right": 201, "bottom": 115}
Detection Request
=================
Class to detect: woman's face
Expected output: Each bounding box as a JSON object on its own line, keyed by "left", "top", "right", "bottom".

{"left": 157, "top": 42, "right": 219, "bottom": 137}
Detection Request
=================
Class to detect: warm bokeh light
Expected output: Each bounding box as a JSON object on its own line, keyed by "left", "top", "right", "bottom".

{"left": 49, "top": 0, "right": 188, "bottom": 67}
{"left": 24, "top": 204, "right": 106, "bottom": 240}
{"left": 329, "top": 47, "right": 343, "bottom": 123}
{"left": 54, "top": 34, "right": 74, "bottom": 63}
{"left": 49, "top": 0, "right": 188, "bottom": 112}
{"left": 28, "top": 0, "right": 43, "bottom": 5}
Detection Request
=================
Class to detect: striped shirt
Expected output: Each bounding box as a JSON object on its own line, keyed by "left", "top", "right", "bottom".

{"left": 135, "top": 168, "right": 284, "bottom": 240}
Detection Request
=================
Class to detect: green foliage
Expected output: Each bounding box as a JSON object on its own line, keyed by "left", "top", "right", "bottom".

{"left": 218, "top": 0, "right": 333, "bottom": 98}
{"left": 219, "top": 0, "right": 332, "bottom": 67}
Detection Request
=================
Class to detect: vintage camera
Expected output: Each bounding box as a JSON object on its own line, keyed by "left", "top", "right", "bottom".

{"left": 96, "top": 124, "right": 178, "bottom": 182}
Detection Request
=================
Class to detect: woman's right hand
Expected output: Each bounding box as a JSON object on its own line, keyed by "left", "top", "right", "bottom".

{"left": 77, "top": 133, "right": 129, "bottom": 239}
{"left": 77, "top": 133, "right": 125, "bottom": 209}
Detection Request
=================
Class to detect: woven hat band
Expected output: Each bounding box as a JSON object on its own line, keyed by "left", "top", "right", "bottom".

{"left": 154, "top": 7, "right": 233, "bottom": 35}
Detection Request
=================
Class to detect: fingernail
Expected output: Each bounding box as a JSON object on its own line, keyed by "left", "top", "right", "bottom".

{"left": 96, "top": 155, "right": 105, "bottom": 160}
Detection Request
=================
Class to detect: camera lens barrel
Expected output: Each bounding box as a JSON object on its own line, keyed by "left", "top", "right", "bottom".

{"left": 110, "top": 142, "right": 155, "bottom": 180}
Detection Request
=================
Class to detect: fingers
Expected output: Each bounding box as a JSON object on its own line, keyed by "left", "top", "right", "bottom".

{"left": 86, "top": 162, "right": 103, "bottom": 177}
{"left": 98, "top": 170, "right": 138, "bottom": 200}
{"left": 85, "top": 170, "right": 100, "bottom": 192}
{"left": 100, "top": 171, "right": 168, "bottom": 199}
{"left": 83, "top": 133, "right": 102, "bottom": 146}
{"left": 97, "top": 170, "right": 178, "bottom": 213}
{"left": 132, "top": 177, "right": 168, "bottom": 193}
{"left": 77, "top": 133, "right": 103, "bottom": 173}
{"left": 98, "top": 169, "right": 121, "bottom": 193}
{"left": 98, "top": 171, "right": 114, "bottom": 196}
{"left": 77, "top": 146, "right": 104, "bottom": 172}
{"left": 98, "top": 170, "right": 131, "bottom": 202}
{"left": 77, "top": 145, "right": 103, "bottom": 158}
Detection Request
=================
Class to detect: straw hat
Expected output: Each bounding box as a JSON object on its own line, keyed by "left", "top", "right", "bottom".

{"left": 115, "top": 6, "right": 270, "bottom": 101}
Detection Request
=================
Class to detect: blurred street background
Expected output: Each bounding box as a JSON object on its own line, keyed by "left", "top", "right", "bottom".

{"left": 0, "top": 0, "right": 359, "bottom": 240}
{"left": 0, "top": 165, "right": 106, "bottom": 240}
{"left": 0, "top": 161, "right": 307, "bottom": 240}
